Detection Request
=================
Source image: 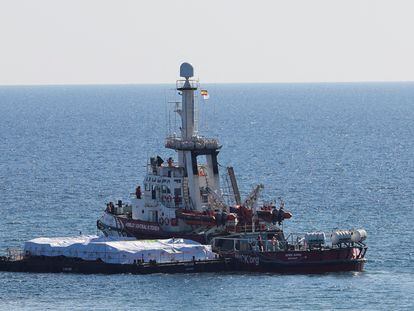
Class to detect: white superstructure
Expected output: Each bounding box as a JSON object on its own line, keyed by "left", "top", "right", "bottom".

{"left": 165, "top": 62, "right": 221, "bottom": 209}
{"left": 97, "top": 63, "right": 269, "bottom": 241}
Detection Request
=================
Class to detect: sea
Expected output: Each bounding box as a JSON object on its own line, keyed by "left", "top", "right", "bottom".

{"left": 0, "top": 83, "right": 413, "bottom": 310}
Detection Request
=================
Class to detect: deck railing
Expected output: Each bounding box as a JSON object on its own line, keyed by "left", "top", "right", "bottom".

{"left": 176, "top": 79, "right": 198, "bottom": 90}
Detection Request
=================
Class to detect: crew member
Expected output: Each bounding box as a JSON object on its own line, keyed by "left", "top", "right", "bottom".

{"left": 257, "top": 235, "right": 264, "bottom": 252}
{"left": 271, "top": 235, "right": 278, "bottom": 251}
{"left": 271, "top": 207, "right": 278, "bottom": 225}
{"left": 277, "top": 204, "right": 284, "bottom": 225}
{"left": 136, "top": 186, "right": 142, "bottom": 199}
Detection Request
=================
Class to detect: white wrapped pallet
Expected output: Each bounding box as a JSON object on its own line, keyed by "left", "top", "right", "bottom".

{"left": 351, "top": 229, "right": 367, "bottom": 243}
{"left": 304, "top": 232, "right": 326, "bottom": 244}
{"left": 331, "top": 230, "right": 352, "bottom": 245}
{"left": 23, "top": 236, "right": 216, "bottom": 264}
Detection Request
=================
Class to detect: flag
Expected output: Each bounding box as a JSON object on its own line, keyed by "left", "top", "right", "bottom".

{"left": 201, "top": 89, "right": 209, "bottom": 100}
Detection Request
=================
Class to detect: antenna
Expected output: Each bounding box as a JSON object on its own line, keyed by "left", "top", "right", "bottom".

{"left": 164, "top": 89, "right": 168, "bottom": 137}
{"left": 168, "top": 110, "right": 171, "bottom": 135}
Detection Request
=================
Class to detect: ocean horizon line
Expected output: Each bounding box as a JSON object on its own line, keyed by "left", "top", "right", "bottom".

{"left": 0, "top": 80, "right": 414, "bottom": 88}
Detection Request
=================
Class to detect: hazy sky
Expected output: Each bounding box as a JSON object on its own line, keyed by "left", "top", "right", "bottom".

{"left": 1, "top": 0, "right": 413, "bottom": 84}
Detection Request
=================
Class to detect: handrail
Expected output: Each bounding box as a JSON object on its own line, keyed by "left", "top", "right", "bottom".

{"left": 176, "top": 79, "right": 198, "bottom": 90}
{"left": 5, "top": 248, "right": 24, "bottom": 260}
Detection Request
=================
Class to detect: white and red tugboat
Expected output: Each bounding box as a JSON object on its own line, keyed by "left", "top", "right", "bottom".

{"left": 97, "top": 63, "right": 292, "bottom": 243}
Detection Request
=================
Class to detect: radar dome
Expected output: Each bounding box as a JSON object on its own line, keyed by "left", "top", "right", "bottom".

{"left": 180, "top": 62, "right": 194, "bottom": 78}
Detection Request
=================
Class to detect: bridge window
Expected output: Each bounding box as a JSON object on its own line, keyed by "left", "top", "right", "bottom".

{"left": 162, "top": 186, "right": 171, "bottom": 194}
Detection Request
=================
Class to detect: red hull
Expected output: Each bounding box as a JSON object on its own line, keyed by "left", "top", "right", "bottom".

{"left": 231, "top": 247, "right": 367, "bottom": 273}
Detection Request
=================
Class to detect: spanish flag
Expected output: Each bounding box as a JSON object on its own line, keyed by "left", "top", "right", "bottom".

{"left": 201, "top": 89, "right": 209, "bottom": 100}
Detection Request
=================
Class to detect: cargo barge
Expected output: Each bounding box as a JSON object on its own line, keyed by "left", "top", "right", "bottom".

{"left": 0, "top": 236, "right": 234, "bottom": 275}
{"left": 0, "top": 255, "right": 233, "bottom": 275}
{"left": 0, "top": 229, "right": 367, "bottom": 275}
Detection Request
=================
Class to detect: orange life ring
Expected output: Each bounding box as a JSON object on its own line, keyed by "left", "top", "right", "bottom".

{"left": 159, "top": 217, "right": 164, "bottom": 225}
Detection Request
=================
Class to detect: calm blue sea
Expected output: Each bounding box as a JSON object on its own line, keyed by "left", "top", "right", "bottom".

{"left": 0, "top": 83, "right": 413, "bottom": 310}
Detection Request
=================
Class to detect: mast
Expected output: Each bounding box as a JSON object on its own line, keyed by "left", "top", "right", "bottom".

{"left": 179, "top": 63, "right": 201, "bottom": 209}
{"left": 165, "top": 63, "right": 222, "bottom": 211}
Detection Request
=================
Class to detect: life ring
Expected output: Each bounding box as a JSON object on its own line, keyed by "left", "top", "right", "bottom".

{"left": 159, "top": 217, "right": 164, "bottom": 225}
{"left": 164, "top": 218, "right": 170, "bottom": 225}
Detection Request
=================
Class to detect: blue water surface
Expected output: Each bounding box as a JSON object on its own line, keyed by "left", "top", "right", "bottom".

{"left": 0, "top": 83, "right": 413, "bottom": 310}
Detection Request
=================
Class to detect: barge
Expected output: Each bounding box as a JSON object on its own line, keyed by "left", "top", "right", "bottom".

{"left": 0, "top": 236, "right": 233, "bottom": 275}
{"left": 0, "top": 255, "right": 233, "bottom": 275}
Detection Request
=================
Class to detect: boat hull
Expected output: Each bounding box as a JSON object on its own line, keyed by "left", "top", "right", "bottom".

{"left": 0, "top": 256, "right": 233, "bottom": 275}
{"left": 97, "top": 217, "right": 208, "bottom": 243}
{"left": 0, "top": 253, "right": 365, "bottom": 275}
{"left": 230, "top": 247, "right": 367, "bottom": 273}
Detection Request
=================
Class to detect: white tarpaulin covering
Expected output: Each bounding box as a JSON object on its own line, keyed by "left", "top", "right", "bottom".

{"left": 24, "top": 236, "right": 216, "bottom": 264}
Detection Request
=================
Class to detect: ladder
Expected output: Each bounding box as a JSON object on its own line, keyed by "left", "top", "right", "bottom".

{"left": 182, "top": 177, "right": 190, "bottom": 208}
{"left": 221, "top": 172, "right": 234, "bottom": 206}
{"left": 194, "top": 93, "right": 199, "bottom": 134}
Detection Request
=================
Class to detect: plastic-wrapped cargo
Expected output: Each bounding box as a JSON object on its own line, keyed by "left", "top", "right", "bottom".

{"left": 331, "top": 230, "right": 352, "bottom": 245}
{"left": 304, "top": 232, "right": 326, "bottom": 245}
{"left": 23, "top": 236, "right": 216, "bottom": 264}
{"left": 351, "top": 229, "right": 367, "bottom": 243}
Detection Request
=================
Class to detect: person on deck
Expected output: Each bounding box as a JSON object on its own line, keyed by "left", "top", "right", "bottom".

{"left": 257, "top": 235, "right": 264, "bottom": 252}
{"left": 135, "top": 186, "right": 142, "bottom": 199}
{"left": 277, "top": 205, "right": 284, "bottom": 225}
{"left": 271, "top": 235, "right": 278, "bottom": 251}
{"left": 271, "top": 207, "right": 278, "bottom": 225}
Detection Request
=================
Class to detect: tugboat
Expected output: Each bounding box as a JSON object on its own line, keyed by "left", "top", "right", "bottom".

{"left": 211, "top": 229, "right": 368, "bottom": 273}
{"left": 97, "top": 63, "right": 291, "bottom": 243}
